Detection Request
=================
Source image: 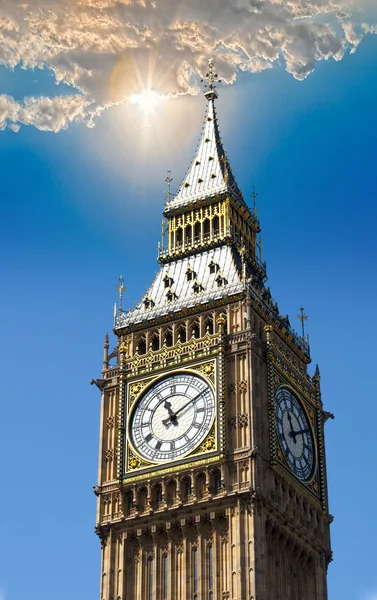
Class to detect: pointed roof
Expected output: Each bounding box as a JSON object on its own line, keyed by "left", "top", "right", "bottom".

{"left": 165, "top": 66, "right": 244, "bottom": 212}
{"left": 116, "top": 245, "right": 244, "bottom": 328}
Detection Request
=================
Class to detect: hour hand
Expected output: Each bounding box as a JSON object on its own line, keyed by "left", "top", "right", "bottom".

{"left": 287, "top": 411, "right": 297, "bottom": 443}
{"left": 162, "top": 400, "right": 177, "bottom": 426}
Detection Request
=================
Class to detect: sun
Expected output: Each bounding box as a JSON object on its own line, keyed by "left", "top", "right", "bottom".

{"left": 130, "top": 89, "right": 160, "bottom": 113}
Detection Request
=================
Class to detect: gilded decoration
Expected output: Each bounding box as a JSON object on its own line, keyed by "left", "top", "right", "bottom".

{"left": 195, "top": 360, "right": 215, "bottom": 385}
{"left": 123, "top": 454, "right": 221, "bottom": 483}
{"left": 127, "top": 447, "right": 153, "bottom": 472}
{"left": 123, "top": 359, "right": 220, "bottom": 479}
{"left": 124, "top": 331, "right": 220, "bottom": 377}
{"left": 128, "top": 377, "right": 155, "bottom": 409}
{"left": 267, "top": 343, "right": 321, "bottom": 502}
{"left": 191, "top": 423, "right": 217, "bottom": 455}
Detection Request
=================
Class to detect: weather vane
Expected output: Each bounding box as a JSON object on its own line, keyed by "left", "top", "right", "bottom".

{"left": 297, "top": 306, "right": 308, "bottom": 339}
{"left": 165, "top": 170, "right": 173, "bottom": 202}
{"left": 116, "top": 275, "right": 126, "bottom": 313}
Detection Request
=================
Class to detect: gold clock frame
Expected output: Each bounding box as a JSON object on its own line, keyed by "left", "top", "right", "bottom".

{"left": 274, "top": 382, "right": 318, "bottom": 485}
{"left": 267, "top": 357, "right": 324, "bottom": 507}
{"left": 121, "top": 358, "right": 223, "bottom": 481}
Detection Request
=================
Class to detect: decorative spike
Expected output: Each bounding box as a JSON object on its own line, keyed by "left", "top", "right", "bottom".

{"left": 313, "top": 363, "right": 321, "bottom": 383}
{"left": 103, "top": 332, "right": 109, "bottom": 370}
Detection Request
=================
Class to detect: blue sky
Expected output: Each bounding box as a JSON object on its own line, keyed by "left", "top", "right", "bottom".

{"left": 1, "top": 2, "right": 377, "bottom": 599}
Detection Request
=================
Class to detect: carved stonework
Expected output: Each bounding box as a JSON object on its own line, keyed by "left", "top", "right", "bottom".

{"left": 238, "top": 413, "right": 249, "bottom": 427}
{"left": 105, "top": 448, "right": 117, "bottom": 462}
{"left": 238, "top": 380, "right": 248, "bottom": 392}
{"left": 95, "top": 524, "right": 110, "bottom": 549}
{"left": 228, "top": 416, "right": 237, "bottom": 429}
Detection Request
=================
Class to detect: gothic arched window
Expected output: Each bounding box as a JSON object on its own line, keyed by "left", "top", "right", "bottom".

{"left": 203, "top": 219, "right": 210, "bottom": 238}
{"left": 186, "top": 224, "right": 193, "bottom": 245}
{"left": 164, "top": 329, "right": 173, "bottom": 347}
{"left": 177, "top": 324, "right": 187, "bottom": 343}
{"left": 163, "top": 555, "right": 168, "bottom": 600}
{"left": 150, "top": 332, "right": 159, "bottom": 352}
{"left": 154, "top": 483, "right": 163, "bottom": 504}
{"left": 148, "top": 558, "right": 154, "bottom": 600}
{"left": 193, "top": 548, "right": 198, "bottom": 600}
{"left": 204, "top": 316, "right": 214, "bottom": 335}
{"left": 176, "top": 227, "right": 183, "bottom": 246}
{"left": 213, "top": 215, "right": 220, "bottom": 237}
{"left": 137, "top": 336, "right": 147, "bottom": 355}
{"left": 208, "top": 545, "right": 213, "bottom": 600}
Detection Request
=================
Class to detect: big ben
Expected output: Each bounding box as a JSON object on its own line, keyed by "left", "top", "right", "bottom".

{"left": 92, "top": 60, "right": 332, "bottom": 600}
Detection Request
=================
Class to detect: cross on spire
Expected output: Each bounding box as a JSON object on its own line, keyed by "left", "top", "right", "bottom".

{"left": 202, "top": 58, "right": 221, "bottom": 101}
{"left": 116, "top": 275, "right": 126, "bottom": 313}
{"left": 297, "top": 306, "right": 308, "bottom": 339}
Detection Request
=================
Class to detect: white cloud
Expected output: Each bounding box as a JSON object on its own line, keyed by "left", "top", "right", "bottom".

{"left": 0, "top": 0, "right": 375, "bottom": 132}
{"left": 0, "top": 94, "right": 95, "bottom": 132}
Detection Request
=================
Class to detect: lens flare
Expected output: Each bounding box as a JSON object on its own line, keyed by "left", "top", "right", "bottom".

{"left": 130, "top": 90, "right": 160, "bottom": 113}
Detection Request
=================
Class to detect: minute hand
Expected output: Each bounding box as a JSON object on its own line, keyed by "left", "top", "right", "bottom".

{"left": 289, "top": 428, "right": 310, "bottom": 438}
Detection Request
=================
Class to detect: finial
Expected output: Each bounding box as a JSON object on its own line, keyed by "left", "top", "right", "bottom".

{"left": 251, "top": 186, "right": 258, "bottom": 216}
{"left": 165, "top": 170, "right": 173, "bottom": 202}
{"left": 313, "top": 363, "right": 320, "bottom": 382}
{"left": 202, "top": 58, "right": 221, "bottom": 101}
{"left": 103, "top": 332, "right": 109, "bottom": 370}
{"left": 116, "top": 275, "right": 126, "bottom": 313}
{"left": 239, "top": 239, "right": 247, "bottom": 285}
{"left": 297, "top": 306, "right": 308, "bottom": 339}
{"left": 161, "top": 218, "right": 166, "bottom": 252}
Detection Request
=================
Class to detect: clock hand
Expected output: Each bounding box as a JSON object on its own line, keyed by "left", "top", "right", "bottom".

{"left": 289, "top": 428, "right": 310, "bottom": 438}
{"left": 164, "top": 400, "right": 177, "bottom": 420}
{"left": 162, "top": 391, "right": 205, "bottom": 427}
{"left": 175, "top": 390, "right": 205, "bottom": 417}
{"left": 286, "top": 411, "right": 297, "bottom": 444}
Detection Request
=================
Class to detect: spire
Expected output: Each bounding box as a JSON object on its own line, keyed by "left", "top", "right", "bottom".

{"left": 165, "top": 59, "right": 243, "bottom": 212}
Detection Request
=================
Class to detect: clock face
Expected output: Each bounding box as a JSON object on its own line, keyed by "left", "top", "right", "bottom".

{"left": 129, "top": 372, "right": 215, "bottom": 463}
{"left": 275, "top": 386, "right": 315, "bottom": 481}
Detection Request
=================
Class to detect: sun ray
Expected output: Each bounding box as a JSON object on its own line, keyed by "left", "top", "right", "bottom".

{"left": 130, "top": 90, "right": 161, "bottom": 113}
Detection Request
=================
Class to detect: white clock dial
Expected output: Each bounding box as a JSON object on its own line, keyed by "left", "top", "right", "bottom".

{"left": 275, "top": 386, "right": 315, "bottom": 482}
{"left": 129, "top": 372, "right": 215, "bottom": 463}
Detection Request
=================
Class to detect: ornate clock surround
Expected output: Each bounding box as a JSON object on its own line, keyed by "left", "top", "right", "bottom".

{"left": 121, "top": 357, "right": 225, "bottom": 481}
{"left": 265, "top": 325, "right": 328, "bottom": 511}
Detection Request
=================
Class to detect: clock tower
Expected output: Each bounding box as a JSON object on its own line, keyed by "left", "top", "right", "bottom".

{"left": 92, "top": 60, "right": 332, "bottom": 600}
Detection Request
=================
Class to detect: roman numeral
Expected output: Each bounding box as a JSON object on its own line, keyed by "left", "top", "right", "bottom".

{"left": 145, "top": 433, "right": 153, "bottom": 443}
